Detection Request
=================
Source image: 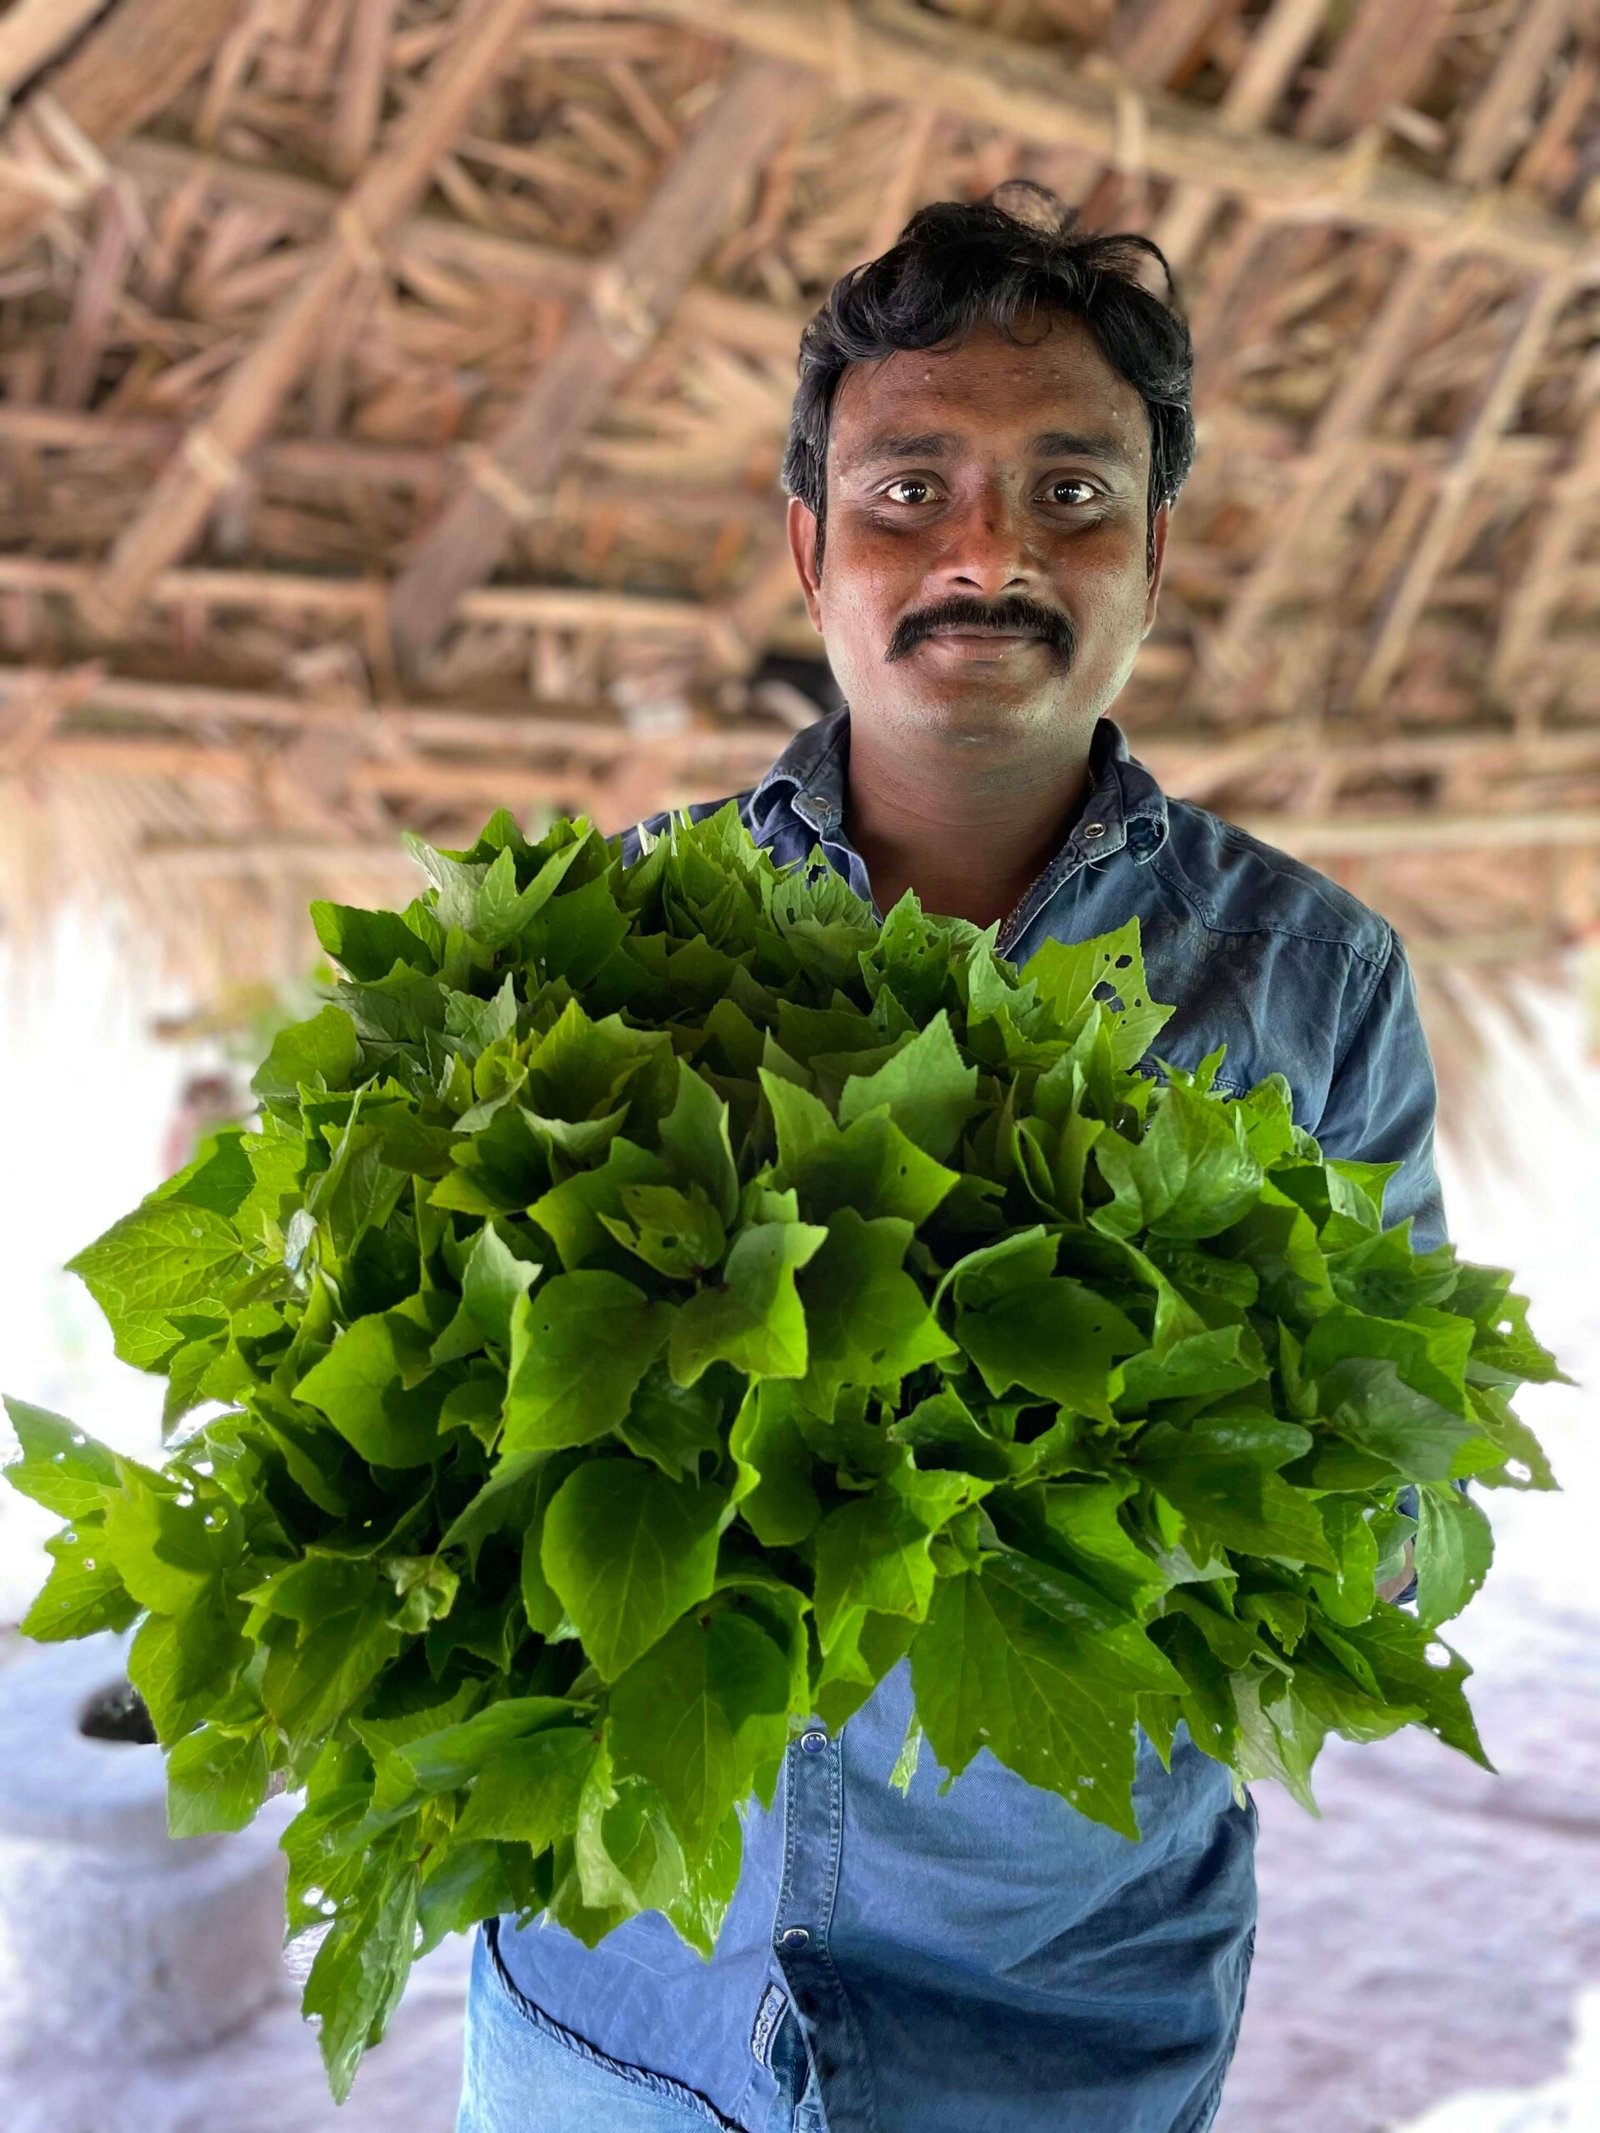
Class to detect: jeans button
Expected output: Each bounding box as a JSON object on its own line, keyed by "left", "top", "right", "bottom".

{"left": 777, "top": 1926, "right": 811, "bottom": 1950}
{"left": 800, "top": 1728, "right": 828, "bottom": 1754}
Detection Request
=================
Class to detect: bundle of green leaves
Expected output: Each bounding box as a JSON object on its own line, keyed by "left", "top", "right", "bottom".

{"left": 3, "top": 804, "right": 1563, "bottom": 2100}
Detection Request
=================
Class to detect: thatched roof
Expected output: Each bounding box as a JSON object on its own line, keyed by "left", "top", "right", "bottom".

{"left": 3, "top": 0, "right": 1599, "bottom": 1123}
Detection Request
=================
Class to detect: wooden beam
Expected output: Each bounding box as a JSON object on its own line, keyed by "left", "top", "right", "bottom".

{"left": 0, "top": 662, "right": 791, "bottom": 767}
{"left": 387, "top": 53, "right": 810, "bottom": 663}
{"left": 1237, "top": 809, "right": 1600, "bottom": 856}
{"left": 1407, "top": 929, "right": 1568, "bottom": 968}
{"left": 1353, "top": 271, "right": 1573, "bottom": 711}
{"left": 0, "top": 403, "right": 785, "bottom": 524}
{"left": 128, "top": 808, "right": 1600, "bottom": 880}
{"left": 0, "top": 553, "right": 717, "bottom": 640}
{"left": 1148, "top": 0, "right": 1329, "bottom": 273}
{"left": 1205, "top": 0, "right": 1588, "bottom": 689}
{"left": 12, "top": 658, "right": 1600, "bottom": 834}
{"left": 609, "top": 0, "right": 1600, "bottom": 272}
{"left": 0, "top": 0, "right": 238, "bottom": 257}
{"left": 330, "top": 0, "right": 399, "bottom": 184}
{"left": 0, "top": 0, "right": 111, "bottom": 106}
{"left": 11, "top": 651, "right": 1600, "bottom": 781}
{"left": 116, "top": 136, "right": 806, "bottom": 361}
{"left": 1490, "top": 397, "right": 1600, "bottom": 709}
{"left": 78, "top": 0, "right": 537, "bottom": 640}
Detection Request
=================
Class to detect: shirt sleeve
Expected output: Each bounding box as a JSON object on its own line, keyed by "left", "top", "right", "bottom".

{"left": 1311, "top": 923, "right": 1449, "bottom": 1254}
{"left": 1310, "top": 924, "right": 1456, "bottom": 1604}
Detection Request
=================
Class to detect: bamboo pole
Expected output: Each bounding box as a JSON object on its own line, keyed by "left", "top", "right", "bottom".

{"left": 1489, "top": 402, "right": 1600, "bottom": 709}
{"left": 606, "top": 0, "right": 1600, "bottom": 272}
{"left": 387, "top": 52, "right": 812, "bottom": 662}
{"left": 79, "top": 0, "right": 538, "bottom": 641}
{"left": 1205, "top": 0, "right": 1588, "bottom": 689}
{"left": 1353, "top": 271, "right": 1574, "bottom": 712}
{"left": 116, "top": 137, "right": 807, "bottom": 361}
{"left": 1147, "top": 0, "right": 1330, "bottom": 273}
{"left": 330, "top": 0, "right": 399, "bottom": 184}
{"left": 0, "top": 0, "right": 111, "bottom": 107}
{"left": 1237, "top": 809, "right": 1600, "bottom": 856}
{"left": 11, "top": 660, "right": 1600, "bottom": 795}
{"left": 0, "top": 553, "right": 718, "bottom": 638}
{"left": 124, "top": 806, "right": 1600, "bottom": 871}
{"left": 0, "top": 0, "right": 239, "bottom": 256}
{"left": 0, "top": 404, "right": 785, "bottom": 520}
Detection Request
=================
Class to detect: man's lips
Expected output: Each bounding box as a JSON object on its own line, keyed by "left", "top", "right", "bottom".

{"left": 919, "top": 628, "right": 1050, "bottom": 652}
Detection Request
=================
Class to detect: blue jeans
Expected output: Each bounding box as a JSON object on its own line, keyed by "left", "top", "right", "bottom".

{"left": 455, "top": 1917, "right": 826, "bottom": 2133}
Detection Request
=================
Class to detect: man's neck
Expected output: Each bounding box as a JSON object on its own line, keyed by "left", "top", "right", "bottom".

{"left": 841, "top": 714, "right": 1097, "bottom": 930}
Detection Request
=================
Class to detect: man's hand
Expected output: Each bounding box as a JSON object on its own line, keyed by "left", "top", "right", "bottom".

{"left": 1375, "top": 1535, "right": 1415, "bottom": 1606}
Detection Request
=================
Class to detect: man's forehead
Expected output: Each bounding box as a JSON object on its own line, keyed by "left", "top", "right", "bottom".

{"left": 830, "top": 319, "right": 1145, "bottom": 467}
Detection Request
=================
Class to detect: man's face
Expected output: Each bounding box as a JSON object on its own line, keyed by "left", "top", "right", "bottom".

{"left": 786, "top": 313, "right": 1167, "bottom": 752}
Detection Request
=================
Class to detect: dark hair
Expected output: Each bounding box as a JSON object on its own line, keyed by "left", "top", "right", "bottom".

{"left": 780, "top": 179, "right": 1194, "bottom": 581}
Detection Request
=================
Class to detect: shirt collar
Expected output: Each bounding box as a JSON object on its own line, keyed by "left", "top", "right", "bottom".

{"left": 752, "top": 704, "right": 1170, "bottom": 867}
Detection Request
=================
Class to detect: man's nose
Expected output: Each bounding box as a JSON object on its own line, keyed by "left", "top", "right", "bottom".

{"left": 935, "top": 485, "right": 1040, "bottom": 594}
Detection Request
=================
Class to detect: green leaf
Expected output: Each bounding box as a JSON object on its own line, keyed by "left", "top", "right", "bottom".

{"left": 668, "top": 1218, "right": 828, "bottom": 1385}
{"left": 728, "top": 1382, "right": 820, "bottom": 1545}
{"left": 100, "top": 1469, "right": 227, "bottom": 1613}
{"left": 252, "top": 1004, "right": 361, "bottom": 1106}
{"left": 1412, "top": 1481, "right": 1494, "bottom": 1628}
{"left": 2, "top": 1398, "right": 120, "bottom": 1520}
{"left": 616, "top": 1363, "right": 727, "bottom": 1482}
{"left": 1138, "top": 1416, "right": 1337, "bottom": 1571}
{"left": 1091, "top": 1080, "right": 1263, "bottom": 1242}
{"left": 20, "top": 1520, "right": 139, "bottom": 1641}
{"left": 835, "top": 1011, "right": 978, "bottom": 1162}
{"left": 311, "top": 904, "right": 438, "bottom": 980}
{"left": 1021, "top": 918, "right": 1174, "bottom": 1068}
{"left": 956, "top": 1276, "right": 1144, "bottom": 1426}
{"left": 503, "top": 1271, "right": 674, "bottom": 1452}
{"left": 1333, "top": 1607, "right": 1493, "bottom": 1770}
{"left": 609, "top": 1605, "right": 793, "bottom": 1857}
{"left": 304, "top": 1853, "right": 419, "bottom": 2104}
{"left": 475, "top": 840, "right": 586, "bottom": 951}
{"left": 294, "top": 1313, "right": 446, "bottom": 1468}
{"left": 166, "top": 1723, "right": 271, "bottom": 1836}
{"left": 911, "top": 1561, "right": 1166, "bottom": 1840}
{"left": 541, "top": 1457, "right": 728, "bottom": 1681}
{"left": 66, "top": 1202, "right": 252, "bottom": 1372}
{"left": 811, "top": 1460, "right": 977, "bottom": 1656}
{"left": 453, "top": 1727, "right": 598, "bottom": 1846}
{"left": 795, "top": 1208, "right": 959, "bottom": 1409}
{"left": 460, "top": 1221, "right": 542, "bottom": 1350}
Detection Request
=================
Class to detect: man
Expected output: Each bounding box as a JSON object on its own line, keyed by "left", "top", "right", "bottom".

{"left": 457, "top": 180, "right": 1441, "bottom": 2133}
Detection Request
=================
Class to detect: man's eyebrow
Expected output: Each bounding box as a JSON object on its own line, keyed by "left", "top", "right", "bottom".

{"left": 847, "top": 429, "right": 1141, "bottom": 475}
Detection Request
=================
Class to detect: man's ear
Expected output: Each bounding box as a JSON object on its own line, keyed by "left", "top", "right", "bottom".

{"left": 787, "top": 496, "right": 824, "bottom": 633}
{"left": 1142, "top": 499, "right": 1170, "bottom": 636}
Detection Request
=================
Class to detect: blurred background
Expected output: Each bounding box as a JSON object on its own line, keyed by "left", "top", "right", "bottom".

{"left": 0, "top": 0, "right": 1597, "bottom": 2127}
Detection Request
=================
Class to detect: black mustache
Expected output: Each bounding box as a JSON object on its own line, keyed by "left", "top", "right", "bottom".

{"left": 884, "top": 601, "right": 1076, "bottom": 665}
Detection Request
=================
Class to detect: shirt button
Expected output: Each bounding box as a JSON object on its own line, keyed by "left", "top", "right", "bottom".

{"left": 799, "top": 1728, "right": 828, "bottom": 1754}
{"left": 1082, "top": 822, "right": 1107, "bottom": 839}
{"left": 777, "top": 1926, "right": 811, "bottom": 1950}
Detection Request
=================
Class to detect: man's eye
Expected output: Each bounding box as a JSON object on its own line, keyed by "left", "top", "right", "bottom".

{"left": 879, "top": 478, "right": 1099, "bottom": 506}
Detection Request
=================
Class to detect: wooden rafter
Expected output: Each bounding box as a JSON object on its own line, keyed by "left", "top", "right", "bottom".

{"left": 77, "top": 0, "right": 539, "bottom": 640}
{"left": 1201, "top": 0, "right": 1589, "bottom": 700}
{"left": 387, "top": 52, "right": 813, "bottom": 662}
{"left": 606, "top": 0, "right": 1600, "bottom": 271}
{"left": 115, "top": 137, "right": 806, "bottom": 362}
{"left": 0, "top": 0, "right": 239, "bottom": 257}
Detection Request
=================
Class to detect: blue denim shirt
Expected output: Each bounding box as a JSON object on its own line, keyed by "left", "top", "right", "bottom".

{"left": 488, "top": 707, "right": 1448, "bottom": 2133}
